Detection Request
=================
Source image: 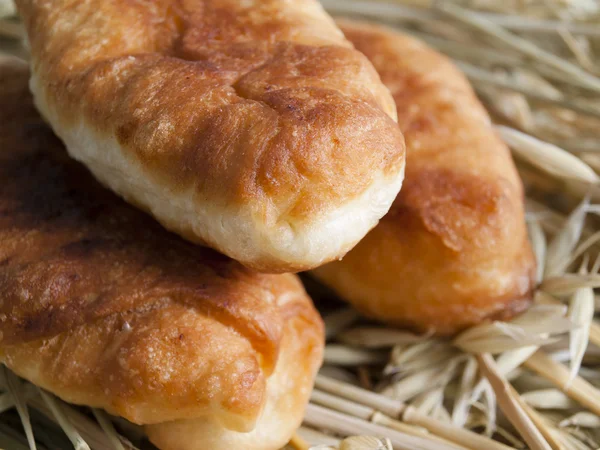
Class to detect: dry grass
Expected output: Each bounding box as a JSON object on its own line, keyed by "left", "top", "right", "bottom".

{"left": 2, "top": 0, "right": 600, "bottom": 449}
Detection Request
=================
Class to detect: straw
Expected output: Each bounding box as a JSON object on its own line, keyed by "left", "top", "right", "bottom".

{"left": 38, "top": 389, "right": 90, "bottom": 450}
{"left": 297, "top": 427, "right": 341, "bottom": 447}
{"left": 508, "top": 386, "right": 566, "bottom": 450}
{"left": 524, "top": 351, "right": 600, "bottom": 417}
{"left": 304, "top": 403, "right": 464, "bottom": 450}
{"left": 91, "top": 410, "right": 126, "bottom": 450}
{"left": 2, "top": 368, "right": 36, "bottom": 450}
{"left": 435, "top": 3, "right": 600, "bottom": 92}
{"left": 323, "top": 1, "right": 600, "bottom": 37}
{"left": 477, "top": 354, "right": 552, "bottom": 450}
{"left": 289, "top": 433, "right": 311, "bottom": 450}
{"left": 315, "top": 375, "right": 406, "bottom": 418}
{"left": 313, "top": 374, "right": 513, "bottom": 450}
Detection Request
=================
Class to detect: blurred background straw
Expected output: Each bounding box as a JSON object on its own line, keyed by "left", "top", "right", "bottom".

{"left": 2, "top": 0, "right": 600, "bottom": 449}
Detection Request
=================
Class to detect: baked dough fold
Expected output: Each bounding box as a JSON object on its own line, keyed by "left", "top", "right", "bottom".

{"left": 313, "top": 20, "right": 535, "bottom": 335}
{"left": 0, "top": 58, "right": 324, "bottom": 450}
{"left": 15, "top": 0, "right": 406, "bottom": 273}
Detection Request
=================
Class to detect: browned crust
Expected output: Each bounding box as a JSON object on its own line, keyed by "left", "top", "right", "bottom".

{"left": 146, "top": 294, "right": 324, "bottom": 450}
{"left": 313, "top": 20, "right": 535, "bottom": 335}
{"left": 0, "top": 59, "right": 324, "bottom": 427}
{"left": 15, "top": 0, "right": 405, "bottom": 271}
